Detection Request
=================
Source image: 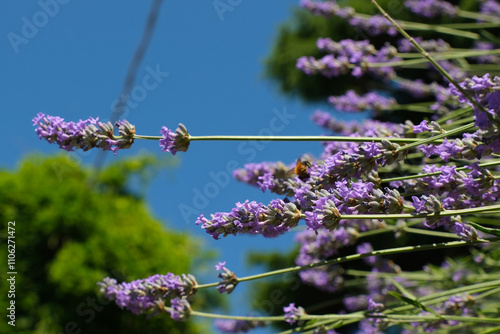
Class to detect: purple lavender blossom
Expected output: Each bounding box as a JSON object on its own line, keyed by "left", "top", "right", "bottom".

{"left": 300, "top": 266, "right": 344, "bottom": 292}
{"left": 295, "top": 227, "right": 357, "bottom": 266}
{"left": 398, "top": 38, "right": 451, "bottom": 53}
{"left": 302, "top": 1, "right": 398, "bottom": 36}
{"left": 159, "top": 123, "right": 190, "bottom": 155}
{"left": 412, "top": 120, "right": 443, "bottom": 134}
{"left": 97, "top": 273, "right": 197, "bottom": 315}
{"left": 405, "top": 0, "right": 458, "bottom": 18}
{"left": 305, "top": 195, "right": 342, "bottom": 232}
{"left": 481, "top": 0, "right": 500, "bottom": 16}
{"left": 283, "top": 303, "right": 306, "bottom": 325}
{"left": 214, "top": 319, "right": 267, "bottom": 333}
{"left": 327, "top": 90, "right": 397, "bottom": 113}
{"left": 311, "top": 111, "right": 406, "bottom": 139}
{"left": 216, "top": 264, "right": 239, "bottom": 294}
{"left": 472, "top": 42, "right": 500, "bottom": 64}
{"left": 215, "top": 261, "right": 226, "bottom": 271}
{"left": 449, "top": 74, "right": 500, "bottom": 131}
{"left": 367, "top": 296, "right": 385, "bottom": 312}
{"left": 452, "top": 222, "right": 478, "bottom": 241}
{"left": 297, "top": 39, "right": 399, "bottom": 80}
{"left": 344, "top": 295, "right": 369, "bottom": 311}
{"left": 257, "top": 172, "right": 275, "bottom": 192}
{"left": 348, "top": 14, "right": 398, "bottom": 36}
{"left": 169, "top": 297, "right": 191, "bottom": 321}
{"left": 196, "top": 199, "right": 301, "bottom": 239}
{"left": 357, "top": 242, "right": 376, "bottom": 266}
{"left": 32, "top": 113, "right": 135, "bottom": 155}
{"left": 412, "top": 120, "right": 432, "bottom": 133}
{"left": 300, "top": 0, "right": 354, "bottom": 18}
{"left": 233, "top": 161, "right": 291, "bottom": 195}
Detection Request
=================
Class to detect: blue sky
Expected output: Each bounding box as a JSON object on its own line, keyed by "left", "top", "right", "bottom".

{"left": 1, "top": 1, "right": 362, "bottom": 332}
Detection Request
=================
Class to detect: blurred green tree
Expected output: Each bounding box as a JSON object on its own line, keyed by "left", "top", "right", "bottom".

{"left": 0, "top": 154, "right": 217, "bottom": 334}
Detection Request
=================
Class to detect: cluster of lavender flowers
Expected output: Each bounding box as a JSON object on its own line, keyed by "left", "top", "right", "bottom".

{"left": 297, "top": 38, "right": 400, "bottom": 80}
{"left": 201, "top": 1, "right": 500, "bottom": 332}
{"left": 32, "top": 113, "right": 135, "bottom": 154}
{"left": 300, "top": 0, "right": 398, "bottom": 36}
{"left": 32, "top": 0, "right": 500, "bottom": 332}
{"left": 33, "top": 113, "right": 191, "bottom": 156}
{"left": 97, "top": 273, "right": 197, "bottom": 320}
{"left": 404, "top": 0, "right": 458, "bottom": 18}
{"left": 327, "top": 90, "right": 397, "bottom": 113}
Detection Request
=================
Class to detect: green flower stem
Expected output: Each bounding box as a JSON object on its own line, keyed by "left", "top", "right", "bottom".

{"left": 371, "top": 0, "right": 488, "bottom": 116}
{"left": 353, "top": 12, "right": 479, "bottom": 39}
{"left": 375, "top": 315, "right": 500, "bottom": 323}
{"left": 374, "top": 49, "right": 500, "bottom": 68}
{"left": 380, "top": 160, "right": 500, "bottom": 183}
{"left": 461, "top": 64, "right": 500, "bottom": 73}
{"left": 193, "top": 279, "right": 500, "bottom": 329}
{"left": 164, "top": 288, "right": 500, "bottom": 324}
{"left": 390, "top": 103, "right": 434, "bottom": 113}
{"left": 457, "top": 9, "right": 500, "bottom": 23}
{"left": 395, "top": 122, "right": 475, "bottom": 152}
{"left": 442, "top": 116, "right": 474, "bottom": 129}
{"left": 436, "top": 107, "right": 472, "bottom": 124}
{"left": 164, "top": 308, "right": 500, "bottom": 324}
{"left": 163, "top": 307, "right": 283, "bottom": 321}
{"left": 235, "top": 240, "right": 486, "bottom": 284}
{"left": 359, "top": 225, "right": 459, "bottom": 239}
{"left": 404, "top": 227, "right": 461, "bottom": 238}
{"left": 476, "top": 287, "right": 500, "bottom": 300}
{"left": 347, "top": 269, "right": 500, "bottom": 282}
{"left": 387, "top": 279, "right": 500, "bottom": 312}
{"left": 196, "top": 240, "right": 491, "bottom": 291}
{"left": 398, "top": 49, "right": 500, "bottom": 58}
{"left": 443, "top": 22, "right": 500, "bottom": 29}
{"left": 335, "top": 203, "right": 500, "bottom": 219}
{"left": 134, "top": 134, "right": 444, "bottom": 144}
{"left": 345, "top": 270, "right": 440, "bottom": 281}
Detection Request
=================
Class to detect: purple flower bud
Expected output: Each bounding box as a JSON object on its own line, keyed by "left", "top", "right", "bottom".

{"left": 159, "top": 123, "right": 190, "bottom": 155}
{"left": 217, "top": 264, "right": 238, "bottom": 294}
{"left": 452, "top": 222, "right": 478, "bottom": 241}
{"left": 215, "top": 261, "right": 226, "bottom": 271}
{"left": 169, "top": 297, "right": 191, "bottom": 321}
{"left": 367, "top": 296, "right": 385, "bottom": 312}
{"left": 283, "top": 303, "right": 306, "bottom": 325}
{"left": 413, "top": 120, "right": 432, "bottom": 133}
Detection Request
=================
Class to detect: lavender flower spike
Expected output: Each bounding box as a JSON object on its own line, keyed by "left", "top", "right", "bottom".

{"left": 196, "top": 199, "right": 302, "bottom": 239}
{"left": 405, "top": 0, "right": 458, "bottom": 18}
{"left": 159, "top": 123, "right": 191, "bottom": 155}
{"left": 32, "top": 113, "right": 135, "bottom": 155}
{"left": 97, "top": 273, "right": 197, "bottom": 315}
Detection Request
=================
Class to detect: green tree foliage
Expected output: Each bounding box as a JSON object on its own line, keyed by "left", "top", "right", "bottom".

{"left": 0, "top": 154, "right": 214, "bottom": 334}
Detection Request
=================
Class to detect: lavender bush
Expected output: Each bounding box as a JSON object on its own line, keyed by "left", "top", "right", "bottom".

{"left": 34, "top": 0, "right": 500, "bottom": 333}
